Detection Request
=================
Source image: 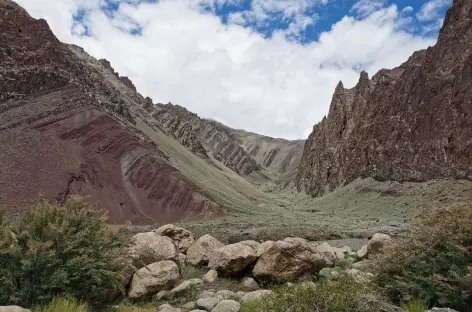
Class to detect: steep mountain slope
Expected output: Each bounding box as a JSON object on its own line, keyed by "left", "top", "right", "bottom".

{"left": 297, "top": 0, "right": 472, "bottom": 196}
{"left": 147, "top": 103, "right": 304, "bottom": 182}
{"left": 1, "top": 0, "right": 271, "bottom": 223}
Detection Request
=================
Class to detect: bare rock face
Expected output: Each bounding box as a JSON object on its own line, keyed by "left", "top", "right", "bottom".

{"left": 252, "top": 240, "right": 326, "bottom": 281}
{"left": 128, "top": 260, "right": 180, "bottom": 300}
{"left": 0, "top": 0, "right": 225, "bottom": 224}
{"left": 296, "top": 0, "right": 472, "bottom": 196}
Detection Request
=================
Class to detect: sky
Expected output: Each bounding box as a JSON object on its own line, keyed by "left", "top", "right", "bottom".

{"left": 17, "top": 0, "right": 452, "bottom": 139}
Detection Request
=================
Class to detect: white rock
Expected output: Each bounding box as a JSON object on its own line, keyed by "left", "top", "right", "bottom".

{"left": 357, "top": 245, "right": 368, "bottom": 259}
{"left": 256, "top": 241, "right": 275, "bottom": 257}
{"left": 130, "top": 232, "right": 177, "bottom": 267}
{"left": 211, "top": 300, "right": 241, "bottom": 312}
{"left": 197, "top": 291, "right": 216, "bottom": 299}
{"left": 169, "top": 278, "right": 203, "bottom": 298}
{"left": 203, "top": 269, "right": 218, "bottom": 283}
{"left": 238, "top": 240, "right": 260, "bottom": 251}
{"left": 128, "top": 260, "right": 180, "bottom": 300}
{"left": 196, "top": 297, "right": 220, "bottom": 310}
{"left": 367, "top": 233, "right": 392, "bottom": 254}
{"left": 241, "top": 277, "right": 259, "bottom": 290}
{"left": 0, "top": 307, "right": 31, "bottom": 312}
{"left": 216, "top": 290, "right": 238, "bottom": 301}
{"left": 155, "top": 224, "right": 195, "bottom": 253}
{"left": 209, "top": 243, "right": 257, "bottom": 275}
{"left": 240, "top": 290, "right": 274, "bottom": 304}
{"left": 187, "top": 234, "right": 224, "bottom": 266}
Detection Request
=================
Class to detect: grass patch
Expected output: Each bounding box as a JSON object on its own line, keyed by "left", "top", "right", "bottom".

{"left": 401, "top": 300, "right": 428, "bottom": 312}
{"left": 241, "top": 279, "right": 378, "bottom": 312}
{"left": 180, "top": 264, "right": 206, "bottom": 280}
{"left": 35, "top": 297, "right": 89, "bottom": 312}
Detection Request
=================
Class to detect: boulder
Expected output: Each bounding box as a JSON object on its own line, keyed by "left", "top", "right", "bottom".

{"left": 253, "top": 241, "right": 326, "bottom": 281}
{"left": 356, "top": 296, "right": 406, "bottom": 312}
{"left": 357, "top": 245, "right": 368, "bottom": 259}
{"left": 159, "top": 304, "right": 182, "bottom": 312}
{"left": 235, "top": 291, "right": 247, "bottom": 300}
{"left": 203, "top": 269, "right": 218, "bottom": 283}
{"left": 128, "top": 260, "right": 180, "bottom": 300}
{"left": 197, "top": 291, "right": 216, "bottom": 299}
{"left": 130, "top": 232, "right": 177, "bottom": 267}
{"left": 196, "top": 297, "right": 220, "bottom": 310}
{"left": 169, "top": 278, "right": 203, "bottom": 298}
{"left": 209, "top": 243, "right": 257, "bottom": 276}
{"left": 178, "top": 253, "right": 187, "bottom": 266}
{"left": 241, "top": 277, "right": 259, "bottom": 290}
{"left": 0, "top": 307, "right": 31, "bottom": 312}
{"left": 153, "top": 290, "right": 169, "bottom": 301}
{"left": 182, "top": 302, "right": 198, "bottom": 310}
{"left": 216, "top": 290, "right": 238, "bottom": 301}
{"left": 211, "top": 300, "right": 241, "bottom": 312}
{"left": 155, "top": 224, "right": 195, "bottom": 253}
{"left": 367, "top": 233, "right": 392, "bottom": 254}
{"left": 316, "top": 242, "right": 351, "bottom": 264}
{"left": 187, "top": 234, "right": 224, "bottom": 266}
{"left": 346, "top": 269, "right": 374, "bottom": 284}
{"left": 240, "top": 290, "right": 274, "bottom": 304}
{"left": 256, "top": 241, "right": 275, "bottom": 257}
{"left": 238, "top": 240, "right": 260, "bottom": 251}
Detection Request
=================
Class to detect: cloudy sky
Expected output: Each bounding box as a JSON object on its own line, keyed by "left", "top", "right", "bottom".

{"left": 18, "top": 0, "right": 451, "bottom": 139}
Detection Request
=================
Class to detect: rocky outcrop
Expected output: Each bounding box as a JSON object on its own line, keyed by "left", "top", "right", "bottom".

{"left": 296, "top": 0, "right": 472, "bottom": 196}
{"left": 155, "top": 224, "right": 195, "bottom": 253}
{"left": 0, "top": 0, "right": 225, "bottom": 223}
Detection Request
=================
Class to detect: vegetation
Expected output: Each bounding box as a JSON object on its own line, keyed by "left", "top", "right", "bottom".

{"left": 401, "top": 300, "right": 428, "bottom": 312}
{"left": 374, "top": 202, "right": 472, "bottom": 311}
{"left": 241, "top": 279, "right": 378, "bottom": 312}
{"left": 0, "top": 197, "right": 130, "bottom": 307}
{"left": 35, "top": 297, "right": 90, "bottom": 312}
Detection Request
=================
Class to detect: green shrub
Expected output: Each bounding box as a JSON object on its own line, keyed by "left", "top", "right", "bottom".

{"left": 0, "top": 197, "right": 130, "bottom": 307}
{"left": 401, "top": 300, "right": 428, "bottom": 312}
{"left": 240, "top": 279, "right": 378, "bottom": 312}
{"left": 36, "top": 296, "right": 90, "bottom": 312}
{"left": 374, "top": 202, "right": 472, "bottom": 311}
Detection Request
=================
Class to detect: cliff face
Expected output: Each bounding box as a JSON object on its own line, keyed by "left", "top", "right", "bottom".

{"left": 297, "top": 0, "right": 472, "bottom": 196}
{"left": 148, "top": 103, "right": 304, "bottom": 181}
{"left": 0, "top": 0, "right": 225, "bottom": 223}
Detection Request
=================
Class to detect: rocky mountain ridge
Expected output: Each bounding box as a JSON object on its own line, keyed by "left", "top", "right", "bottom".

{"left": 297, "top": 0, "right": 472, "bottom": 196}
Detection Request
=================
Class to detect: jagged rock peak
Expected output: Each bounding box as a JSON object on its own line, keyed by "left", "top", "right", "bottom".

{"left": 296, "top": 0, "right": 472, "bottom": 196}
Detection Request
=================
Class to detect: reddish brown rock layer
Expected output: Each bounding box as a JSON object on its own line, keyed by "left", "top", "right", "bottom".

{"left": 0, "top": 0, "right": 225, "bottom": 223}
{"left": 297, "top": 0, "right": 472, "bottom": 196}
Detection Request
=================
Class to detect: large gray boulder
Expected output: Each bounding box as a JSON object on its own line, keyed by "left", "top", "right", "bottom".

{"left": 203, "top": 269, "right": 218, "bottom": 283}
{"left": 253, "top": 241, "right": 326, "bottom": 281}
{"left": 187, "top": 234, "right": 224, "bottom": 266}
{"left": 196, "top": 297, "right": 220, "bottom": 310}
{"left": 130, "top": 232, "right": 178, "bottom": 267}
{"left": 128, "top": 260, "right": 180, "bottom": 300}
{"left": 211, "top": 300, "right": 241, "bottom": 312}
{"left": 155, "top": 224, "right": 195, "bottom": 253}
{"left": 209, "top": 243, "right": 258, "bottom": 276}
{"left": 0, "top": 307, "right": 31, "bottom": 312}
{"left": 256, "top": 241, "right": 275, "bottom": 257}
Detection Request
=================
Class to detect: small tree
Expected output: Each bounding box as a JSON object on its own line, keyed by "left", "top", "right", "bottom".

{"left": 0, "top": 196, "right": 130, "bottom": 306}
{"left": 374, "top": 202, "right": 472, "bottom": 311}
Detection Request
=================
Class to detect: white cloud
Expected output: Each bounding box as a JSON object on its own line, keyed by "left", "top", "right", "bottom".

{"left": 351, "top": 0, "right": 387, "bottom": 17}
{"left": 17, "top": 0, "right": 436, "bottom": 139}
{"left": 417, "top": 0, "right": 451, "bottom": 22}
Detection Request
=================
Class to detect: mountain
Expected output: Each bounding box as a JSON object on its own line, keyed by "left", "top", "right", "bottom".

{"left": 296, "top": 0, "right": 472, "bottom": 196}
{"left": 147, "top": 103, "right": 304, "bottom": 182}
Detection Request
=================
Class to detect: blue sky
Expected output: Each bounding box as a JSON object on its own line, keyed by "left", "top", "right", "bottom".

{"left": 19, "top": 0, "right": 452, "bottom": 139}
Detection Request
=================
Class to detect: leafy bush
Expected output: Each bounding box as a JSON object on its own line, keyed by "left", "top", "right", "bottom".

{"left": 240, "top": 279, "right": 378, "bottom": 312}
{"left": 36, "top": 296, "right": 90, "bottom": 312}
{"left": 0, "top": 197, "right": 130, "bottom": 307}
{"left": 401, "top": 300, "right": 428, "bottom": 312}
{"left": 374, "top": 202, "right": 472, "bottom": 311}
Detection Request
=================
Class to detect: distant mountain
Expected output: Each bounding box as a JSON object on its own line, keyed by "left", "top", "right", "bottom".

{"left": 0, "top": 0, "right": 302, "bottom": 224}
{"left": 296, "top": 0, "right": 472, "bottom": 196}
